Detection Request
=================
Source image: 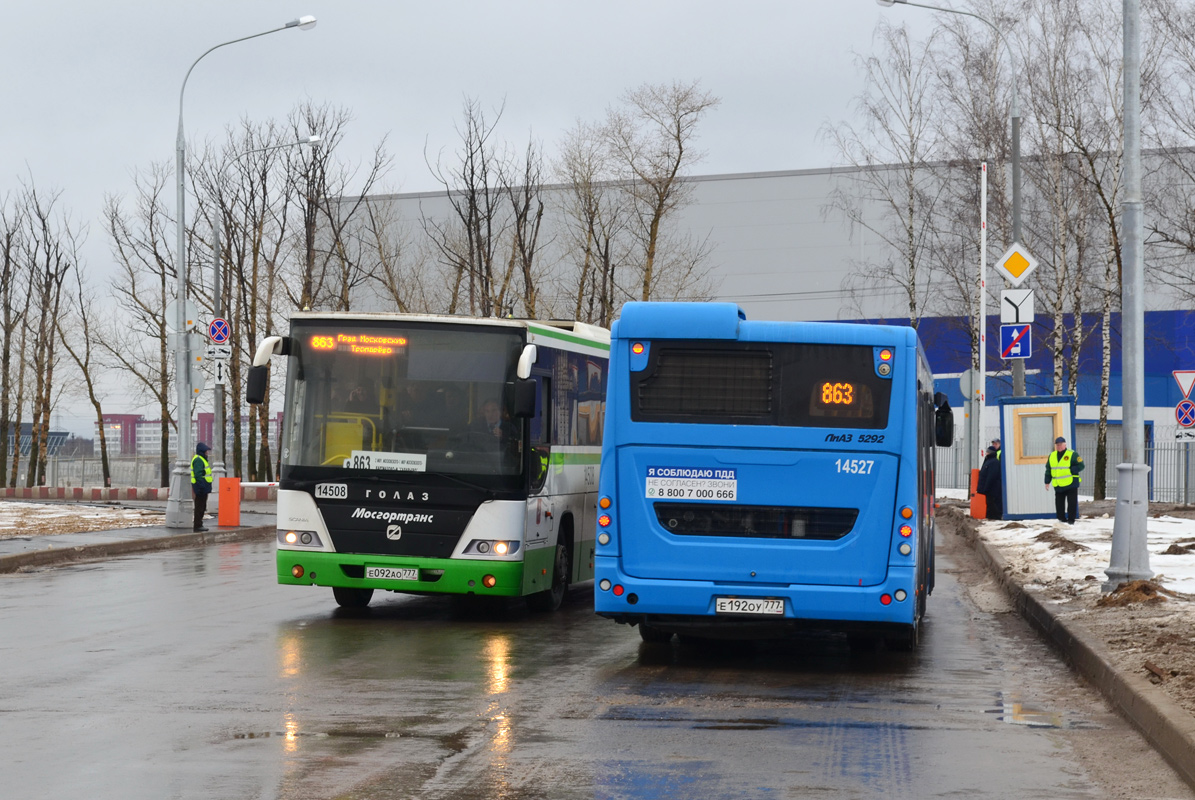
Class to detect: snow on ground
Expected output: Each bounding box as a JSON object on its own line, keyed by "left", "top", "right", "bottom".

{"left": 938, "top": 489, "right": 1195, "bottom": 596}
{"left": 0, "top": 501, "right": 165, "bottom": 539}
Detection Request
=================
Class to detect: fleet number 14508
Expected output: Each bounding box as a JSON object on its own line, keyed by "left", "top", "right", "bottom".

{"left": 835, "top": 458, "right": 875, "bottom": 474}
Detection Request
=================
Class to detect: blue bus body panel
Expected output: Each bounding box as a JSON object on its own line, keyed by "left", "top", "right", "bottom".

{"left": 617, "top": 447, "right": 899, "bottom": 586}
{"left": 596, "top": 302, "right": 929, "bottom": 630}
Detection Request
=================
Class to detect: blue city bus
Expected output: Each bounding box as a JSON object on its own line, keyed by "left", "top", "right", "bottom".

{"left": 593, "top": 303, "right": 952, "bottom": 649}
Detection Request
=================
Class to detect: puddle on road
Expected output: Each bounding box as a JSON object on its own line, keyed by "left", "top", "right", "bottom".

{"left": 985, "top": 692, "right": 1097, "bottom": 729}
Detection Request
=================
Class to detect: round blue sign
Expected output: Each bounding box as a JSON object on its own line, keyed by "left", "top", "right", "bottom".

{"left": 1177, "top": 399, "right": 1195, "bottom": 428}
{"left": 208, "top": 318, "right": 230, "bottom": 344}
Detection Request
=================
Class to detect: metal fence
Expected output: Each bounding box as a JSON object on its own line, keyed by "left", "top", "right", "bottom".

{"left": 935, "top": 432, "right": 1195, "bottom": 503}
{"left": 3, "top": 457, "right": 168, "bottom": 490}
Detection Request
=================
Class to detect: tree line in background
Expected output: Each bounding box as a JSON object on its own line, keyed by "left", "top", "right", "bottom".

{"left": 825, "top": 0, "right": 1195, "bottom": 499}
{"left": 0, "top": 80, "right": 718, "bottom": 487}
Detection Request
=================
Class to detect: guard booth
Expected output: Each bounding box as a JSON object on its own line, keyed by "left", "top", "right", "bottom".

{"left": 998, "top": 395, "right": 1076, "bottom": 520}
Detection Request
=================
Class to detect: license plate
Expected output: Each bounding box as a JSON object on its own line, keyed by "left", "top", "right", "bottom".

{"left": 365, "top": 566, "right": 419, "bottom": 581}
{"left": 714, "top": 597, "right": 784, "bottom": 615}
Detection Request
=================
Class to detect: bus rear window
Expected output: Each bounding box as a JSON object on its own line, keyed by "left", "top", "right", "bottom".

{"left": 632, "top": 343, "right": 891, "bottom": 429}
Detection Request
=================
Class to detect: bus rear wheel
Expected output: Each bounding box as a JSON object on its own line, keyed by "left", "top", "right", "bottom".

{"left": 333, "top": 586, "right": 374, "bottom": 608}
{"left": 527, "top": 543, "right": 570, "bottom": 612}
{"left": 638, "top": 623, "right": 673, "bottom": 643}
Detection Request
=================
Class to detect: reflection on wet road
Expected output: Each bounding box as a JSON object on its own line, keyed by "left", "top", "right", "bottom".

{"left": 0, "top": 535, "right": 1190, "bottom": 799}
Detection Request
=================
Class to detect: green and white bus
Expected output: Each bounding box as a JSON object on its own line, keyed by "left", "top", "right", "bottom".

{"left": 247, "top": 312, "right": 610, "bottom": 610}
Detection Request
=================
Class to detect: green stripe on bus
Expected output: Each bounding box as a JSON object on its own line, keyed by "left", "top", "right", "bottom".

{"left": 527, "top": 325, "right": 611, "bottom": 351}
{"left": 548, "top": 452, "right": 602, "bottom": 465}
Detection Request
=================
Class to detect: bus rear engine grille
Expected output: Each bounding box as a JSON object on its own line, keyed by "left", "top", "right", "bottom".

{"left": 654, "top": 503, "right": 858, "bottom": 541}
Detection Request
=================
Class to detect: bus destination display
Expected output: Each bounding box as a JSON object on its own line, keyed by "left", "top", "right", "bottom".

{"left": 310, "top": 333, "right": 408, "bottom": 357}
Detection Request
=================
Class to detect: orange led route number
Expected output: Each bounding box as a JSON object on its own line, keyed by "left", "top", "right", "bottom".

{"left": 309, "top": 333, "right": 407, "bottom": 356}
{"left": 820, "top": 382, "right": 854, "bottom": 405}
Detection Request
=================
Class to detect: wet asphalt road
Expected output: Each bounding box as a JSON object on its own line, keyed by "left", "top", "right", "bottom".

{"left": 1, "top": 532, "right": 1192, "bottom": 800}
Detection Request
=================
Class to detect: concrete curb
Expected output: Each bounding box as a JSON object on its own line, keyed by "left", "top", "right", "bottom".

{"left": 0, "top": 525, "right": 276, "bottom": 574}
{"left": 949, "top": 506, "right": 1195, "bottom": 791}
{"left": 0, "top": 485, "right": 278, "bottom": 501}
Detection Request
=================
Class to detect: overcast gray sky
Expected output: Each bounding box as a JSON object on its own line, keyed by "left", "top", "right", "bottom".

{"left": 4, "top": 1, "right": 939, "bottom": 434}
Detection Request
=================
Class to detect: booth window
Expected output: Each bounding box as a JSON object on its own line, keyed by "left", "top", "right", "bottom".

{"left": 1013, "top": 406, "right": 1063, "bottom": 464}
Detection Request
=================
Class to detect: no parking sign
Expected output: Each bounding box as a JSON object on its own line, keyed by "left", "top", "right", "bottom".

{"left": 208, "top": 318, "right": 230, "bottom": 344}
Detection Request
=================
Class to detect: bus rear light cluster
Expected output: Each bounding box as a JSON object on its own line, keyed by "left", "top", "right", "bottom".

{"left": 279, "top": 530, "right": 322, "bottom": 547}
{"left": 598, "top": 499, "right": 613, "bottom": 545}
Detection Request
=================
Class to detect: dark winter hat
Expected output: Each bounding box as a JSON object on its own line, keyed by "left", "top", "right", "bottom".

{"left": 987, "top": 445, "right": 998, "bottom": 453}
{"left": 196, "top": 441, "right": 211, "bottom": 453}
{"left": 1054, "top": 436, "right": 1066, "bottom": 444}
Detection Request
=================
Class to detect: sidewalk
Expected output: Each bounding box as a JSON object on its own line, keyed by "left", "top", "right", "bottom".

{"left": 0, "top": 499, "right": 276, "bottom": 574}
{"left": 946, "top": 502, "right": 1195, "bottom": 792}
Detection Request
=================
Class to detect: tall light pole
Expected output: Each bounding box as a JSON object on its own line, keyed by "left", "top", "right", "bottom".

{"left": 877, "top": 0, "right": 1027, "bottom": 418}
{"left": 165, "top": 16, "right": 317, "bottom": 529}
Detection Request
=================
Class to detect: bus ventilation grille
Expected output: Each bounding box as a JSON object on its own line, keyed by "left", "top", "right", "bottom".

{"left": 653, "top": 503, "right": 858, "bottom": 541}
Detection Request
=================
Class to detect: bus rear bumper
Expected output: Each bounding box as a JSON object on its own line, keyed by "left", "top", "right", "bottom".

{"left": 276, "top": 550, "right": 535, "bottom": 597}
{"left": 594, "top": 558, "right": 918, "bottom": 632}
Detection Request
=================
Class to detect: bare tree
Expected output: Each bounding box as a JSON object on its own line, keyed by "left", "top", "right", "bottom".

{"left": 605, "top": 80, "right": 720, "bottom": 304}
{"left": 56, "top": 267, "right": 111, "bottom": 486}
{"left": 824, "top": 21, "right": 945, "bottom": 330}
{"left": 0, "top": 193, "right": 26, "bottom": 487}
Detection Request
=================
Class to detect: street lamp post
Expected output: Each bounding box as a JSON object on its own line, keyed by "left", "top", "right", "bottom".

{"left": 165, "top": 16, "right": 317, "bottom": 529}
{"left": 877, "top": 0, "right": 1026, "bottom": 446}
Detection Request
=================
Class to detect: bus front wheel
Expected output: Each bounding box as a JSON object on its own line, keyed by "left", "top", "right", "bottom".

{"left": 527, "top": 543, "right": 570, "bottom": 612}
{"left": 333, "top": 586, "right": 374, "bottom": 608}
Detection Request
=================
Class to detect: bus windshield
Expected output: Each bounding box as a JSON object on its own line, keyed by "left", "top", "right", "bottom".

{"left": 281, "top": 320, "right": 525, "bottom": 478}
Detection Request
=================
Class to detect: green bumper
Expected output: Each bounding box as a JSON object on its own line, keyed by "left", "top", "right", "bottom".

{"left": 276, "top": 547, "right": 556, "bottom": 597}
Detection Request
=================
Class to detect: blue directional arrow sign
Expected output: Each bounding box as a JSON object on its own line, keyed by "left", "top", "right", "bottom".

{"left": 1000, "top": 324, "right": 1031, "bottom": 360}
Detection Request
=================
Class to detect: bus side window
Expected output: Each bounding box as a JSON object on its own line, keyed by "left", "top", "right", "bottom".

{"left": 530, "top": 376, "right": 550, "bottom": 491}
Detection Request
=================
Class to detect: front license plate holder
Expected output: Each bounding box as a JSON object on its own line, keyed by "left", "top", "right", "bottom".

{"left": 365, "top": 566, "right": 419, "bottom": 581}
{"left": 714, "top": 596, "right": 785, "bottom": 615}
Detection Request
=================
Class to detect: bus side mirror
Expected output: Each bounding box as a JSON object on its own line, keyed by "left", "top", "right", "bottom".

{"left": 246, "top": 365, "right": 269, "bottom": 405}
{"left": 512, "top": 378, "right": 536, "bottom": 418}
{"left": 933, "top": 394, "right": 953, "bottom": 447}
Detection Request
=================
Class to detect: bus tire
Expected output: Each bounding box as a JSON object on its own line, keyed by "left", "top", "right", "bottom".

{"left": 885, "top": 621, "right": 919, "bottom": 652}
{"left": 527, "top": 543, "right": 570, "bottom": 612}
{"left": 333, "top": 586, "right": 374, "bottom": 608}
{"left": 638, "top": 623, "right": 673, "bottom": 643}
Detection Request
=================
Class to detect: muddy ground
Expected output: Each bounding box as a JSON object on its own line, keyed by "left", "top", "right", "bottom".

{"left": 0, "top": 502, "right": 165, "bottom": 539}
{"left": 939, "top": 500, "right": 1195, "bottom": 719}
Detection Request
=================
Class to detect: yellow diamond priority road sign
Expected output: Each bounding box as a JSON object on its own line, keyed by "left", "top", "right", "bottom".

{"left": 995, "top": 244, "right": 1039, "bottom": 287}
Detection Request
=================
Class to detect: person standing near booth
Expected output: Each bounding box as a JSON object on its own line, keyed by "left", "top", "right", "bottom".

{"left": 191, "top": 442, "right": 213, "bottom": 532}
{"left": 977, "top": 444, "right": 1003, "bottom": 520}
{"left": 1044, "top": 435, "right": 1084, "bottom": 524}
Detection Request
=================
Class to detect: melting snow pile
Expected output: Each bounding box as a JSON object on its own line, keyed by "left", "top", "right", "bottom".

{"left": 0, "top": 501, "right": 165, "bottom": 539}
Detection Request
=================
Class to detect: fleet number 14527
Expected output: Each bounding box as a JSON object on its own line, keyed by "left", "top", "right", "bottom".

{"left": 835, "top": 458, "right": 875, "bottom": 474}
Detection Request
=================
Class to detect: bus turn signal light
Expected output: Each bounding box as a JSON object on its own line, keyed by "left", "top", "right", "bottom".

{"left": 291, "top": 565, "right": 304, "bottom": 579}
{"left": 482, "top": 574, "right": 497, "bottom": 588}
{"left": 900, "top": 507, "right": 913, "bottom": 519}
{"left": 599, "top": 497, "right": 611, "bottom": 509}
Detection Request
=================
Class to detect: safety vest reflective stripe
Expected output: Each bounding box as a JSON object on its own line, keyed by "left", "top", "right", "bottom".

{"left": 1048, "top": 450, "right": 1077, "bottom": 488}
{"left": 191, "top": 455, "right": 212, "bottom": 485}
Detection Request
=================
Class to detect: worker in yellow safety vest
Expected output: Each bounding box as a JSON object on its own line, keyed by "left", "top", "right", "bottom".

{"left": 1043, "top": 435, "right": 1084, "bottom": 525}
{"left": 191, "top": 442, "right": 213, "bottom": 532}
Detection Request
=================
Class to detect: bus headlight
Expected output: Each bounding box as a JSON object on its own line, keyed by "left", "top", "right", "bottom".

{"left": 278, "top": 530, "right": 322, "bottom": 547}
{"left": 466, "top": 540, "right": 520, "bottom": 556}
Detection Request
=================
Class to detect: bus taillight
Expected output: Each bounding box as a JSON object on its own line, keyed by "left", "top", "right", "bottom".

{"left": 632, "top": 343, "right": 645, "bottom": 355}
{"left": 613, "top": 584, "right": 625, "bottom": 596}
{"left": 598, "top": 514, "right": 611, "bottom": 527}
{"left": 880, "top": 593, "right": 892, "bottom": 605}
{"left": 899, "top": 524, "right": 913, "bottom": 537}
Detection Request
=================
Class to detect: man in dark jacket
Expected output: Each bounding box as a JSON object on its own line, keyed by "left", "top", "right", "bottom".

{"left": 976, "top": 444, "right": 1003, "bottom": 520}
{"left": 191, "top": 442, "right": 213, "bottom": 532}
